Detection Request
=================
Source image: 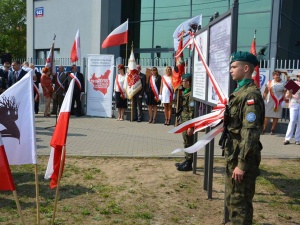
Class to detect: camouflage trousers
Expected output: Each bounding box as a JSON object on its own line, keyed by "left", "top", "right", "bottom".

{"left": 225, "top": 160, "right": 259, "bottom": 225}
{"left": 182, "top": 130, "right": 193, "bottom": 161}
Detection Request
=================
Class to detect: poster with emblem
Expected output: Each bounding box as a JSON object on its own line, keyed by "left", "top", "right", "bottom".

{"left": 87, "top": 55, "right": 114, "bottom": 117}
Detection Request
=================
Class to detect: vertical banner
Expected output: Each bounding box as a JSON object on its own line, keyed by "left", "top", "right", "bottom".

{"left": 193, "top": 30, "right": 208, "bottom": 101}
{"left": 86, "top": 55, "right": 114, "bottom": 117}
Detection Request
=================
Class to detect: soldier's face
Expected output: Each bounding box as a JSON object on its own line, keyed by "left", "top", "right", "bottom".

{"left": 230, "top": 61, "right": 245, "bottom": 81}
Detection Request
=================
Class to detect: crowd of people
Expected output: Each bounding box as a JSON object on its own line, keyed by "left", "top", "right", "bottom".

{"left": 114, "top": 64, "right": 178, "bottom": 125}
{"left": 0, "top": 61, "right": 85, "bottom": 117}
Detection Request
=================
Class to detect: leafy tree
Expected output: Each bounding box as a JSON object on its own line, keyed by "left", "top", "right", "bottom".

{"left": 0, "top": 0, "right": 26, "bottom": 58}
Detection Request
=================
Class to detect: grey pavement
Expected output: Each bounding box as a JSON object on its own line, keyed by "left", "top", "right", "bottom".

{"left": 35, "top": 113, "right": 300, "bottom": 159}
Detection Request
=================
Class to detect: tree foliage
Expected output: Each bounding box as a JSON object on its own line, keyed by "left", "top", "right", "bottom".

{"left": 0, "top": 0, "right": 26, "bottom": 58}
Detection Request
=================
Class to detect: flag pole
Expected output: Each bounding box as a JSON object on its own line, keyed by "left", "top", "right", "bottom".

{"left": 130, "top": 42, "right": 134, "bottom": 122}
{"left": 51, "top": 34, "right": 56, "bottom": 74}
{"left": 34, "top": 165, "right": 41, "bottom": 225}
{"left": 13, "top": 190, "right": 26, "bottom": 225}
{"left": 125, "top": 18, "right": 129, "bottom": 67}
{"left": 51, "top": 146, "right": 66, "bottom": 225}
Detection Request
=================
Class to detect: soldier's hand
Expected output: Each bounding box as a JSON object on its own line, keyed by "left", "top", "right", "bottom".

{"left": 232, "top": 167, "right": 245, "bottom": 183}
{"left": 187, "top": 127, "right": 194, "bottom": 136}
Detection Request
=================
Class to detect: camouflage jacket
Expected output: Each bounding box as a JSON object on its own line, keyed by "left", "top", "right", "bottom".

{"left": 181, "top": 90, "right": 194, "bottom": 123}
{"left": 225, "top": 81, "right": 265, "bottom": 171}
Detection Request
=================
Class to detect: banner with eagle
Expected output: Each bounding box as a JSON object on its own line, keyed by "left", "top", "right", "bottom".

{"left": 0, "top": 72, "right": 37, "bottom": 165}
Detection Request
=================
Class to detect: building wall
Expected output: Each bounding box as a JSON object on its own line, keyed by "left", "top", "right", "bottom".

{"left": 26, "top": 0, "right": 122, "bottom": 61}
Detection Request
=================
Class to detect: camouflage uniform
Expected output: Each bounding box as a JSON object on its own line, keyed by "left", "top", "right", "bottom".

{"left": 180, "top": 88, "right": 194, "bottom": 161}
{"left": 224, "top": 81, "right": 264, "bottom": 225}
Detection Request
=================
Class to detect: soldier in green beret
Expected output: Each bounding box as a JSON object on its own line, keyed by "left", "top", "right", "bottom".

{"left": 224, "top": 51, "right": 265, "bottom": 224}
{"left": 175, "top": 73, "right": 194, "bottom": 171}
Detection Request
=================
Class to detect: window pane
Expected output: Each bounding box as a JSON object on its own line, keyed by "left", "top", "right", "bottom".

{"left": 237, "top": 12, "right": 271, "bottom": 52}
{"left": 141, "top": 0, "right": 153, "bottom": 21}
{"left": 155, "top": 0, "right": 190, "bottom": 20}
{"left": 239, "top": 0, "right": 272, "bottom": 13}
{"left": 154, "top": 19, "right": 187, "bottom": 49}
{"left": 140, "top": 22, "right": 153, "bottom": 48}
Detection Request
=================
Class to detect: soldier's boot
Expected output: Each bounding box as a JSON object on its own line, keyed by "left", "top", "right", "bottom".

{"left": 177, "top": 160, "right": 193, "bottom": 172}
{"left": 174, "top": 158, "right": 188, "bottom": 167}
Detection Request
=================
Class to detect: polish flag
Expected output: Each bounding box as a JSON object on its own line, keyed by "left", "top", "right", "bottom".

{"left": 70, "top": 29, "right": 81, "bottom": 63}
{"left": 44, "top": 78, "right": 75, "bottom": 189}
{"left": 0, "top": 134, "right": 16, "bottom": 191}
{"left": 101, "top": 20, "right": 128, "bottom": 48}
{"left": 45, "top": 43, "right": 56, "bottom": 73}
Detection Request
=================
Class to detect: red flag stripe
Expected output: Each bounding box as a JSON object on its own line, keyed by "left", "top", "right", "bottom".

{"left": 0, "top": 136, "right": 16, "bottom": 191}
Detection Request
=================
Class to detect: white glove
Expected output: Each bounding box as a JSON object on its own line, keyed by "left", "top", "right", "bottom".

{"left": 159, "top": 95, "right": 162, "bottom": 100}
{"left": 173, "top": 93, "right": 176, "bottom": 100}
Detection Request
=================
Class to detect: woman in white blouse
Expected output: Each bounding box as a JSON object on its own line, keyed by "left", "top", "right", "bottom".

{"left": 114, "top": 64, "right": 127, "bottom": 121}
{"left": 160, "top": 66, "right": 174, "bottom": 125}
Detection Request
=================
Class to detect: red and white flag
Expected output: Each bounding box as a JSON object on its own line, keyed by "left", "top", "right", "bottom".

{"left": 250, "top": 30, "right": 260, "bottom": 88}
{"left": 70, "top": 29, "right": 81, "bottom": 63}
{"left": 0, "top": 134, "right": 16, "bottom": 191}
{"left": 44, "top": 78, "right": 75, "bottom": 189}
{"left": 45, "top": 43, "right": 56, "bottom": 73}
{"left": 123, "top": 49, "right": 142, "bottom": 100}
{"left": 0, "top": 72, "right": 37, "bottom": 165}
{"left": 101, "top": 20, "right": 128, "bottom": 48}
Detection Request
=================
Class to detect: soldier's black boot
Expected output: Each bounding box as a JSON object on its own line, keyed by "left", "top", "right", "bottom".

{"left": 177, "top": 160, "right": 192, "bottom": 171}
{"left": 174, "top": 158, "right": 187, "bottom": 167}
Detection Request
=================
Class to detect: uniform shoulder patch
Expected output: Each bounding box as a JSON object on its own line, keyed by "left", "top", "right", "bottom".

{"left": 247, "top": 99, "right": 255, "bottom": 105}
{"left": 246, "top": 112, "right": 256, "bottom": 122}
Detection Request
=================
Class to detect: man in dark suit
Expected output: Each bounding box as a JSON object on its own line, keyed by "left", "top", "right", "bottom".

{"left": 0, "top": 69, "right": 6, "bottom": 94}
{"left": 51, "top": 65, "right": 68, "bottom": 114}
{"left": 133, "top": 64, "right": 146, "bottom": 122}
{"left": 68, "top": 64, "right": 85, "bottom": 117}
{"left": 7, "top": 60, "right": 28, "bottom": 87}
{"left": 29, "top": 64, "right": 41, "bottom": 114}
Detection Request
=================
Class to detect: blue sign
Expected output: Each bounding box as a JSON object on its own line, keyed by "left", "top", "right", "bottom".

{"left": 35, "top": 7, "right": 44, "bottom": 18}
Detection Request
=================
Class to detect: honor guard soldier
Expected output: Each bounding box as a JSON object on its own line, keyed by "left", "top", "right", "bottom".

{"left": 175, "top": 73, "right": 195, "bottom": 171}
{"left": 224, "top": 51, "right": 264, "bottom": 224}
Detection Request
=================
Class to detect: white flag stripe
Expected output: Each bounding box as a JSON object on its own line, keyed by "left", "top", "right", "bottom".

{"left": 75, "top": 29, "right": 80, "bottom": 59}
{"left": 1, "top": 72, "right": 37, "bottom": 165}
{"left": 44, "top": 147, "right": 55, "bottom": 179}
{"left": 171, "top": 124, "right": 223, "bottom": 154}
{"left": 108, "top": 20, "right": 128, "bottom": 37}
{"left": 60, "top": 78, "right": 75, "bottom": 113}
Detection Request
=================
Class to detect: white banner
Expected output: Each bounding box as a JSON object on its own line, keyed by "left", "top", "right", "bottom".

{"left": 86, "top": 55, "right": 114, "bottom": 117}
{"left": 1, "top": 73, "right": 37, "bottom": 165}
{"left": 173, "top": 15, "right": 202, "bottom": 51}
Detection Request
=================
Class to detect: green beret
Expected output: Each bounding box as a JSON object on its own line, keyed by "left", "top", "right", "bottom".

{"left": 230, "top": 51, "right": 259, "bottom": 67}
{"left": 182, "top": 73, "right": 192, "bottom": 80}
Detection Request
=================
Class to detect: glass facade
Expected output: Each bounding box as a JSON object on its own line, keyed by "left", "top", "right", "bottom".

{"left": 122, "top": 0, "right": 299, "bottom": 62}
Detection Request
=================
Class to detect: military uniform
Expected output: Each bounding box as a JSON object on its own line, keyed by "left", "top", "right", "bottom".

{"left": 176, "top": 73, "right": 195, "bottom": 171}
{"left": 224, "top": 51, "right": 265, "bottom": 225}
{"left": 181, "top": 88, "right": 194, "bottom": 160}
